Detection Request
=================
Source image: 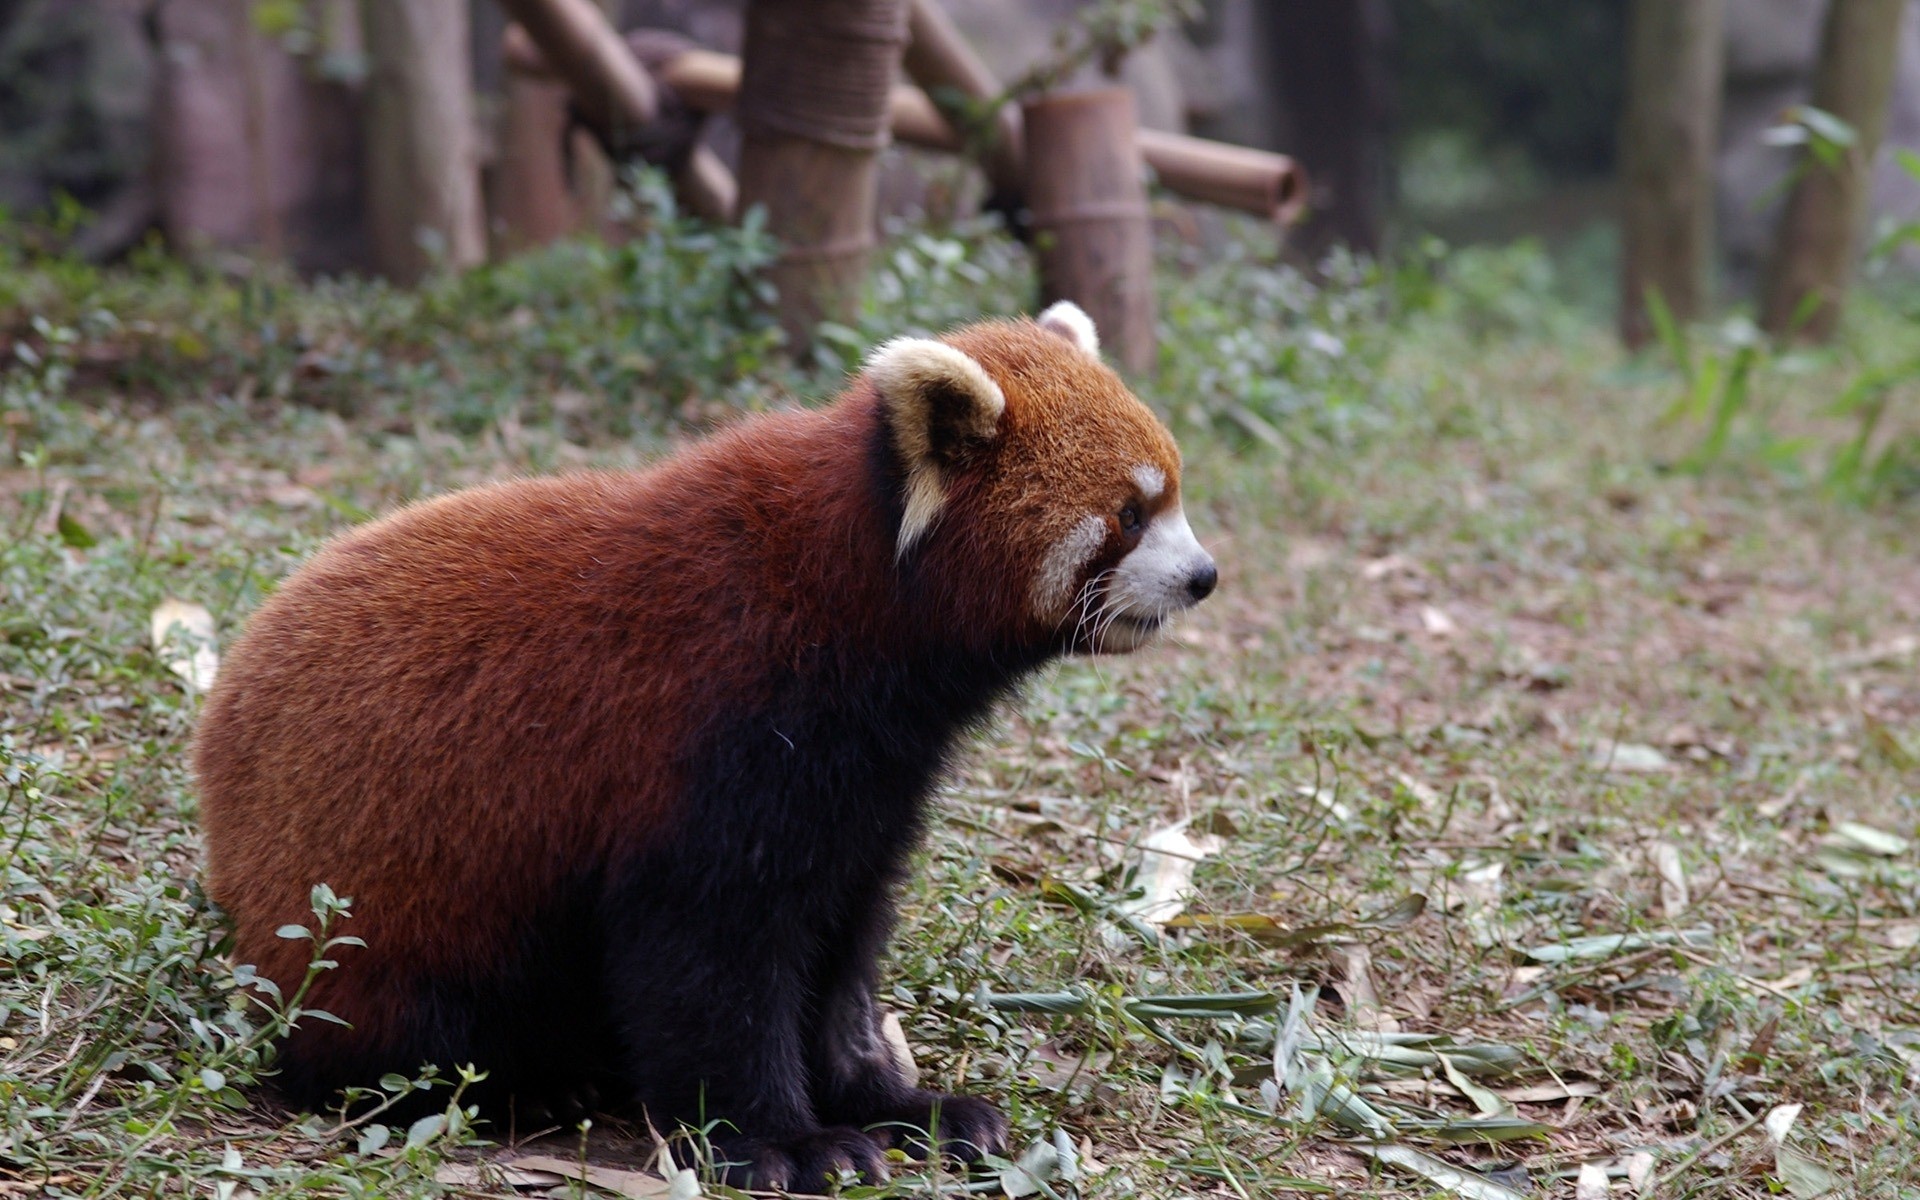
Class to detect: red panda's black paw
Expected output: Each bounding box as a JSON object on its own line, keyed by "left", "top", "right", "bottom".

{"left": 712, "top": 1126, "right": 892, "bottom": 1191}
{"left": 881, "top": 1090, "right": 1009, "bottom": 1163}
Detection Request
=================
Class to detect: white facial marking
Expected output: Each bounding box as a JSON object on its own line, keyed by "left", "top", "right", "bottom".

{"left": 896, "top": 472, "right": 947, "bottom": 557}
{"left": 1036, "top": 300, "right": 1100, "bottom": 357}
{"left": 1099, "top": 504, "right": 1215, "bottom": 651}
{"left": 1031, "top": 513, "right": 1108, "bottom": 617}
{"left": 1131, "top": 463, "right": 1166, "bottom": 500}
{"left": 864, "top": 337, "right": 1005, "bottom": 559}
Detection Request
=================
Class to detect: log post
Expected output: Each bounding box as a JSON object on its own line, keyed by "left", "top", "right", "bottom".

{"left": 360, "top": 0, "right": 486, "bottom": 282}
{"left": 1618, "top": 0, "right": 1726, "bottom": 348}
{"left": 1760, "top": 0, "right": 1908, "bottom": 341}
{"left": 735, "top": 0, "right": 909, "bottom": 348}
{"left": 495, "top": 61, "right": 580, "bottom": 252}
{"left": 1023, "top": 89, "right": 1155, "bottom": 374}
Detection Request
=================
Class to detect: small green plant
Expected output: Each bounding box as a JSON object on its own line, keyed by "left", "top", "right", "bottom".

{"left": 1005, "top": 0, "right": 1202, "bottom": 96}
{"left": 1156, "top": 237, "right": 1405, "bottom": 451}
{"left": 1646, "top": 271, "right": 1920, "bottom": 501}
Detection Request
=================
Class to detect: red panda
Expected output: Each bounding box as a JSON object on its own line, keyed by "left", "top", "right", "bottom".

{"left": 193, "top": 303, "right": 1216, "bottom": 1190}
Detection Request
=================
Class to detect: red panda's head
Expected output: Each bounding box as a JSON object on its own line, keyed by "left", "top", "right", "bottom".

{"left": 865, "top": 302, "right": 1216, "bottom": 655}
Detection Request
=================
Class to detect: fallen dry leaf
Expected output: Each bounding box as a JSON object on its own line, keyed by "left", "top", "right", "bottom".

{"left": 1420, "top": 604, "right": 1460, "bottom": 636}
{"left": 150, "top": 599, "right": 218, "bottom": 691}
{"left": 506, "top": 1154, "right": 675, "bottom": 1198}
{"left": 1588, "top": 742, "right": 1673, "bottom": 773}
{"left": 1575, "top": 1161, "right": 1610, "bottom": 1199}
{"left": 1111, "top": 820, "right": 1224, "bottom": 928}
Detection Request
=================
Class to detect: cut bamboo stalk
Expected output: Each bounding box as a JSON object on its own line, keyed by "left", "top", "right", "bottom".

{"left": 1024, "top": 89, "right": 1155, "bottom": 374}
{"left": 1136, "top": 129, "right": 1307, "bottom": 225}
{"left": 506, "top": 28, "right": 1306, "bottom": 227}
{"left": 495, "top": 64, "right": 580, "bottom": 251}
{"left": 735, "top": 0, "right": 910, "bottom": 346}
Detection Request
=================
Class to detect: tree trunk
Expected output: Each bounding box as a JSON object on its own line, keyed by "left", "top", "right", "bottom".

{"left": 1024, "top": 89, "right": 1155, "bottom": 375}
{"left": 360, "top": 0, "right": 486, "bottom": 282}
{"left": 1618, "top": 0, "right": 1726, "bottom": 348}
{"left": 1760, "top": 0, "right": 1907, "bottom": 340}
{"left": 494, "top": 66, "right": 580, "bottom": 253}
{"left": 735, "top": 0, "right": 909, "bottom": 349}
{"left": 156, "top": 0, "right": 366, "bottom": 272}
{"left": 1252, "top": 0, "right": 1392, "bottom": 260}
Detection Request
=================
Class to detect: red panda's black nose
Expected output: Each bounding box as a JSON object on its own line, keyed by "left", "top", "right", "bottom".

{"left": 1187, "top": 561, "right": 1218, "bottom": 602}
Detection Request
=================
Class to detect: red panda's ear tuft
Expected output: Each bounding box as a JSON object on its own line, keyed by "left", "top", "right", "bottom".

{"left": 1036, "top": 300, "right": 1100, "bottom": 358}
{"left": 866, "top": 337, "right": 1006, "bottom": 557}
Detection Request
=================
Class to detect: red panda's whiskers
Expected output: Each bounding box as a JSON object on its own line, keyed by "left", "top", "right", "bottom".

{"left": 1068, "top": 568, "right": 1117, "bottom": 647}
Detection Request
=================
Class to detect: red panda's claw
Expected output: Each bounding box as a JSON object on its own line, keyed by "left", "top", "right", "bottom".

{"left": 715, "top": 1126, "right": 892, "bottom": 1191}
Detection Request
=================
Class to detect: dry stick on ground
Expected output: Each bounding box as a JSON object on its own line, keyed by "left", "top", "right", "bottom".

{"left": 1760, "top": 0, "right": 1909, "bottom": 341}
{"left": 1617, "top": 0, "right": 1725, "bottom": 349}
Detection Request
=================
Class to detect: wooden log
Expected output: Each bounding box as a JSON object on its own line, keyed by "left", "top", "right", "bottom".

{"left": 1760, "top": 0, "right": 1908, "bottom": 341}
{"left": 501, "top": 21, "right": 735, "bottom": 223}
{"left": 903, "top": 0, "right": 1023, "bottom": 198}
{"left": 1618, "top": 0, "right": 1725, "bottom": 348}
{"left": 1137, "top": 129, "right": 1305, "bottom": 225}
{"left": 735, "top": 0, "right": 909, "bottom": 347}
{"left": 494, "top": 0, "right": 657, "bottom": 141}
{"left": 1024, "top": 89, "right": 1155, "bottom": 374}
{"left": 553, "top": 41, "right": 1305, "bottom": 225}
{"left": 495, "top": 63, "right": 581, "bottom": 252}
{"left": 361, "top": 0, "right": 487, "bottom": 283}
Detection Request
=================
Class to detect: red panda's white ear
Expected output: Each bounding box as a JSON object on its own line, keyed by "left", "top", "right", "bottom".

{"left": 865, "top": 337, "right": 1007, "bottom": 557}
{"left": 1036, "top": 300, "right": 1100, "bottom": 358}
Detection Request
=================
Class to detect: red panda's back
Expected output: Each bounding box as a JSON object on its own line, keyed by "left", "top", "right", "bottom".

{"left": 196, "top": 466, "right": 738, "bottom": 1027}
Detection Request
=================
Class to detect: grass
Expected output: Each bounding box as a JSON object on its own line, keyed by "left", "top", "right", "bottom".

{"left": 2, "top": 213, "right": 1918, "bottom": 1198}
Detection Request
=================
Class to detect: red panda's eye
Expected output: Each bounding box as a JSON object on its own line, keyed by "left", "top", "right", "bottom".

{"left": 1119, "top": 505, "right": 1142, "bottom": 534}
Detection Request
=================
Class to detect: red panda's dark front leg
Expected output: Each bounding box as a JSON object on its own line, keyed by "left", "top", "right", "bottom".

{"left": 599, "top": 886, "right": 892, "bottom": 1191}
{"left": 808, "top": 880, "right": 1009, "bottom": 1164}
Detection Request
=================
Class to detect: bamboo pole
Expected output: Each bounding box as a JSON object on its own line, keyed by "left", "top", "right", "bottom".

{"left": 1760, "top": 0, "right": 1908, "bottom": 341}
{"left": 496, "top": 61, "right": 581, "bottom": 251}
{"left": 1024, "top": 89, "right": 1155, "bottom": 374}
{"left": 1136, "top": 129, "right": 1306, "bottom": 225}
{"left": 528, "top": 40, "right": 1306, "bottom": 226}
{"left": 1618, "top": 0, "right": 1725, "bottom": 348}
{"left": 735, "top": 0, "right": 910, "bottom": 347}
